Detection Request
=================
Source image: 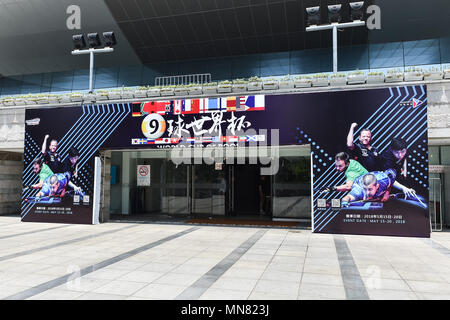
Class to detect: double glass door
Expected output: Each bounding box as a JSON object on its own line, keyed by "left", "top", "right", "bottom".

{"left": 110, "top": 146, "right": 311, "bottom": 220}
{"left": 110, "top": 150, "right": 228, "bottom": 217}
{"left": 171, "top": 163, "right": 260, "bottom": 217}
{"left": 152, "top": 161, "right": 227, "bottom": 216}
{"left": 191, "top": 163, "right": 226, "bottom": 216}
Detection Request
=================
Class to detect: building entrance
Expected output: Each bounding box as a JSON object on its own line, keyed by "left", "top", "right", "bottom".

{"left": 227, "top": 164, "right": 269, "bottom": 217}
{"left": 109, "top": 145, "right": 310, "bottom": 223}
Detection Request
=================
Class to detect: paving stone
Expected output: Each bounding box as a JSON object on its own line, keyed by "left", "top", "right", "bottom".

{"left": 0, "top": 216, "right": 449, "bottom": 300}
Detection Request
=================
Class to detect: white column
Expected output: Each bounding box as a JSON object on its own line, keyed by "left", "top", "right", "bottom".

{"left": 121, "top": 152, "right": 130, "bottom": 215}
{"left": 89, "top": 51, "right": 94, "bottom": 93}
{"left": 333, "top": 26, "right": 338, "bottom": 73}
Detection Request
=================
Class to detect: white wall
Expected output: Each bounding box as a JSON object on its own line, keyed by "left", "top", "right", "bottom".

{"left": 427, "top": 82, "right": 450, "bottom": 144}
{"left": 0, "top": 108, "right": 25, "bottom": 152}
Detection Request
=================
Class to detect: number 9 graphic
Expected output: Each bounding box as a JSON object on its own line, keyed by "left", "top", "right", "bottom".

{"left": 141, "top": 113, "right": 166, "bottom": 139}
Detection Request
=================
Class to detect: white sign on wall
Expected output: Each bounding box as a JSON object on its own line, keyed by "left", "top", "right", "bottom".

{"left": 137, "top": 165, "right": 151, "bottom": 186}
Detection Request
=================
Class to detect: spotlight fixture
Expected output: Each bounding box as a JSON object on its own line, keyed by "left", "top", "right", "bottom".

{"left": 328, "top": 4, "right": 342, "bottom": 23}
{"left": 87, "top": 33, "right": 102, "bottom": 48}
{"left": 72, "top": 34, "right": 86, "bottom": 50}
{"left": 306, "top": 6, "right": 321, "bottom": 27}
{"left": 350, "top": 1, "right": 364, "bottom": 21}
{"left": 70, "top": 32, "right": 117, "bottom": 93}
{"left": 305, "top": 4, "right": 365, "bottom": 73}
{"left": 102, "top": 31, "right": 117, "bottom": 47}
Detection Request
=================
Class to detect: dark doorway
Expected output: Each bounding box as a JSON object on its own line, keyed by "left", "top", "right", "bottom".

{"left": 227, "top": 164, "right": 271, "bottom": 217}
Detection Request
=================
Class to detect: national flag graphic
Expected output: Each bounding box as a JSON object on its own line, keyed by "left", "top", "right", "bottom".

{"left": 131, "top": 96, "right": 265, "bottom": 117}
{"left": 183, "top": 99, "right": 200, "bottom": 114}
{"left": 246, "top": 135, "right": 265, "bottom": 142}
{"left": 130, "top": 139, "right": 155, "bottom": 144}
{"left": 199, "top": 99, "right": 208, "bottom": 113}
{"left": 132, "top": 103, "right": 143, "bottom": 117}
{"left": 174, "top": 100, "right": 182, "bottom": 114}
{"left": 216, "top": 136, "right": 239, "bottom": 142}
{"left": 184, "top": 99, "right": 191, "bottom": 112}
{"left": 141, "top": 101, "right": 170, "bottom": 115}
{"left": 226, "top": 97, "right": 236, "bottom": 112}
{"left": 236, "top": 96, "right": 247, "bottom": 111}
{"left": 156, "top": 138, "right": 175, "bottom": 144}
{"left": 244, "top": 95, "right": 265, "bottom": 111}
{"left": 220, "top": 98, "right": 228, "bottom": 111}
{"left": 209, "top": 98, "right": 219, "bottom": 111}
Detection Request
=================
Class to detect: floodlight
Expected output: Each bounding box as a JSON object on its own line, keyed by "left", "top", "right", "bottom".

{"left": 350, "top": 1, "right": 364, "bottom": 21}
{"left": 328, "top": 4, "right": 342, "bottom": 23}
{"left": 87, "top": 33, "right": 101, "bottom": 48}
{"left": 71, "top": 32, "right": 115, "bottom": 93}
{"left": 72, "top": 34, "right": 86, "bottom": 50}
{"left": 102, "top": 31, "right": 117, "bottom": 47}
{"left": 306, "top": 6, "right": 321, "bottom": 27}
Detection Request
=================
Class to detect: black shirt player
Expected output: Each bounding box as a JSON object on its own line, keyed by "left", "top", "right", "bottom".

{"left": 62, "top": 147, "right": 80, "bottom": 178}
{"left": 41, "top": 134, "right": 62, "bottom": 173}
{"left": 346, "top": 123, "right": 379, "bottom": 172}
{"left": 380, "top": 137, "right": 408, "bottom": 181}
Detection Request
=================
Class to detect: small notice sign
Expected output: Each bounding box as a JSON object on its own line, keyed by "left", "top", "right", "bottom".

{"left": 137, "top": 165, "right": 151, "bottom": 186}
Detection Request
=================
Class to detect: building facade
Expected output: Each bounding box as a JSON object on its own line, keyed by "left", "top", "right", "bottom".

{"left": 0, "top": 0, "right": 449, "bottom": 233}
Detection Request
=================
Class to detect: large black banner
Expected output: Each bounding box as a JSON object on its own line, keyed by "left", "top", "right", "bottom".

{"left": 22, "top": 104, "right": 130, "bottom": 224}
{"left": 22, "top": 85, "right": 429, "bottom": 237}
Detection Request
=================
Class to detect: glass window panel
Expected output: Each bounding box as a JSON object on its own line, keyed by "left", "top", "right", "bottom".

{"left": 440, "top": 146, "right": 450, "bottom": 165}
{"left": 273, "top": 146, "right": 311, "bottom": 220}
{"left": 428, "top": 146, "right": 440, "bottom": 165}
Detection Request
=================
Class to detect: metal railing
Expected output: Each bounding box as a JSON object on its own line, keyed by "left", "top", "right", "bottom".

{"left": 155, "top": 73, "right": 211, "bottom": 86}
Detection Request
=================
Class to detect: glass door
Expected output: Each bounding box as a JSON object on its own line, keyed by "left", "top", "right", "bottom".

{"left": 429, "top": 173, "right": 443, "bottom": 231}
{"left": 191, "top": 163, "right": 226, "bottom": 216}
{"left": 165, "top": 161, "right": 190, "bottom": 215}
{"left": 229, "top": 164, "right": 264, "bottom": 216}
{"left": 273, "top": 146, "right": 312, "bottom": 220}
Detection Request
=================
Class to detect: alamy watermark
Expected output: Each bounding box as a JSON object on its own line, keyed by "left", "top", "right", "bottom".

{"left": 169, "top": 128, "right": 280, "bottom": 175}
{"left": 366, "top": 5, "right": 381, "bottom": 30}
{"left": 65, "top": 264, "right": 82, "bottom": 291}
{"left": 365, "top": 265, "right": 381, "bottom": 289}
{"left": 66, "top": 5, "right": 81, "bottom": 30}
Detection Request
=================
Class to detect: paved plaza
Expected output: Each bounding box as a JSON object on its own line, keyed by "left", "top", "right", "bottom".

{"left": 0, "top": 216, "right": 449, "bottom": 300}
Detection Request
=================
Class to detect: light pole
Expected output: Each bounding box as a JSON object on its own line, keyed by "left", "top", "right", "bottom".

{"left": 305, "top": 2, "right": 366, "bottom": 73}
{"left": 71, "top": 32, "right": 116, "bottom": 93}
